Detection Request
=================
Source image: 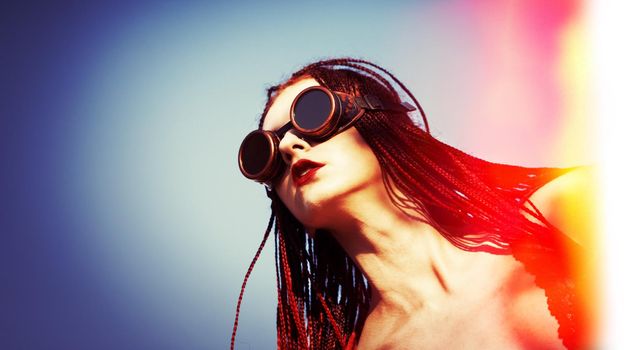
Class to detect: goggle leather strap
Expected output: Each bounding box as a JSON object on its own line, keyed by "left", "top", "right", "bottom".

{"left": 362, "top": 95, "right": 384, "bottom": 109}
{"left": 355, "top": 95, "right": 417, "bottom": 113}
{"left": 400, "top": 101, "right": 417, "bottom": 112}
{"left": 354, "top": 95, "right": 377, "bottom": 110}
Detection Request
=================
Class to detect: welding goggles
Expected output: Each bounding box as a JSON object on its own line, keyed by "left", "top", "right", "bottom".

{"left": 238, "top": 86, "right": 415, "bottom": 184}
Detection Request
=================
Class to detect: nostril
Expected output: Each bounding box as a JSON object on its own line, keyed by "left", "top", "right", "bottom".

{"left": 293, "top": 144, "right": 304, "bottom": 150}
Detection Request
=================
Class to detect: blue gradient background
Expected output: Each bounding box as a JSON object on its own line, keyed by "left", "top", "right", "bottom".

{"left": 1, "top": 1, "right": 591, "bottom": 349}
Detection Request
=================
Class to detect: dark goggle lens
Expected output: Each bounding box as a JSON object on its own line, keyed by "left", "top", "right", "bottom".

{"left": 240, "top": 132, "right": 272, "bottom": 176}
{"left": 292, "top": 89, "right": 333, "bottom": 131}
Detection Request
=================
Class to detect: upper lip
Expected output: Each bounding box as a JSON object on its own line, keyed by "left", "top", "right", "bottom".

{"left": 291, "top": 159, "right": 325, "bottom": 183}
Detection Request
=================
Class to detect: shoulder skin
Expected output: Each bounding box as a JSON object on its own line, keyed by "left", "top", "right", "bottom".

{"left": 525, "top": 165, "right": 600, "bottom": 249}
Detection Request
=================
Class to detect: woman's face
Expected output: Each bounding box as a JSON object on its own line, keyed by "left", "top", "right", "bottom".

{"left": 262, "top": 77, "right": 385, "bottom": 229}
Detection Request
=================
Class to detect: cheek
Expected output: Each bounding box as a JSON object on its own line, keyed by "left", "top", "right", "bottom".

{"left": 328, "top": 135, "right": 383, "bottom": 187}
{"left": 281, "top": 154, "right": 381, "bottom": 219}
{"left": 336, "top": 156, "right": 381, "bottom": 197}
{"left": 273, "top": 129, "right": 383, "bottom": 227}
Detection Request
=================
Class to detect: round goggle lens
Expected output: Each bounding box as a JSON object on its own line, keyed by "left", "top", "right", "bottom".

{"left": 240, "top": 132, "right": 272, "bottom": 176}
{"left": 292, "top": 89, "right": 333, "bottom": 131}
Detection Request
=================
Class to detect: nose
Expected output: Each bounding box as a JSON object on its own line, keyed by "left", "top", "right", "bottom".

{"left": 278, "top": 130, "right": 311, "bottom": 164}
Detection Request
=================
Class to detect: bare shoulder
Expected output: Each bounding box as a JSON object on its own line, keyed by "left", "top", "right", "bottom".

{"left": 525, "top": 165, "right": 599, "bottom": 248}
{"left": 525, "top": 165, "right": 602, "bottom": 347}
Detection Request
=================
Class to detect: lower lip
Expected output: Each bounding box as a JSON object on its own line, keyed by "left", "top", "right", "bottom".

{"left": 294, "top": 166, "right": 323, "bottom": 187}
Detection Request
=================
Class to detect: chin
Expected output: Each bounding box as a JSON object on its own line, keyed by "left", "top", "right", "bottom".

{"left": 291, "top": 191, "right": 332, "bottom": 229}
{"left": 279, "top": 174, "right": 375, "bottom": 228}
{"left": 290, "top": 181, "right": 354, "bottom": 228}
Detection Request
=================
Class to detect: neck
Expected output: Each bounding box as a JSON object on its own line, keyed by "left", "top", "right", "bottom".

{"left": 325, "top": 189, "right": 485, "bottom": 318}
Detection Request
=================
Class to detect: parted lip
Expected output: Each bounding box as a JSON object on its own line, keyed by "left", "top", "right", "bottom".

{"left": 291, "top": 159, "right": 325, "bottom": 186}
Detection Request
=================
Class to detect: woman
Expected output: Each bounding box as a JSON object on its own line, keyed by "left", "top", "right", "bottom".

{"left": 231, "top": 58, "right": 598, "bottom": 349}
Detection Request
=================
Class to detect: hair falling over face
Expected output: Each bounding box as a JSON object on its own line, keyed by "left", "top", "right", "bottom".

{"left": 231, "top": 58, "right": 589, "bottom": 349}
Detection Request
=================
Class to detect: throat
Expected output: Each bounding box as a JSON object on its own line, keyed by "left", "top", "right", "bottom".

{"left": 351, "top": 227, "right": 507, "bottom": 319}
{"left": 348, "top": 228, "right": 476, "bottom": 316}
{"left": 322, "top": 186, "right": 504, "bottom": 322}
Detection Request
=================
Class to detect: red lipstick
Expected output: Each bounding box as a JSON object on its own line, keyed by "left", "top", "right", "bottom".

{"left": 291, "top": 159, "right": 325, "bottom": 187}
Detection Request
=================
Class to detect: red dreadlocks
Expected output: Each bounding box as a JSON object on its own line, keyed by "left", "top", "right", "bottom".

{"left": 231, "top": 58, "right": 586, "bottom": 349}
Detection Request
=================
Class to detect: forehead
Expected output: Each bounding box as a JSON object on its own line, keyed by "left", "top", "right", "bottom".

{"left": 262, "top": 77, "right": 320, "bottom": 131}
